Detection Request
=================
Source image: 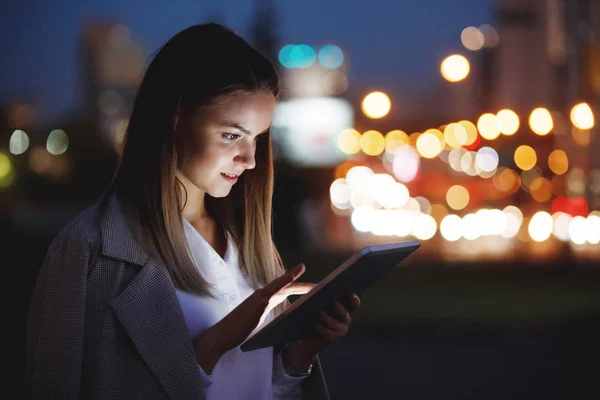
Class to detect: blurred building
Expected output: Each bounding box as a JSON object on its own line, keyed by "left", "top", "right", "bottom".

{"left": 271, "top": 43, "right": 354, "bottom": 168}
{"left": 491, "top": 0, "right": 600, "bottom": 209}
{"left": 80, "top": 21, "right": 146, "bottom": 149}
{"left": 491, "top": 0, "right": 559, "bottom": 113}
{"left": 584, "top": 0, "right": 600, "bottom": 209}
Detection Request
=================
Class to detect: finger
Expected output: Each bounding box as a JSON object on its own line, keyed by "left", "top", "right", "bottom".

{"left": 346, "top": 293, "right": 361, "bottom": 312}
{"left": 319, "top": 310, "right": 349, "bottom": 333}
{"left": 331, "top": 301, "right": 351, "bottom": 324}
{"left": 314, "top": 322, "right": 345, "bottom": 342}
{"left": 278, "top": 283, "right": 316, "bottom": 296}
{"left": 262, "top": 264, "right": 305, "bottom": 297}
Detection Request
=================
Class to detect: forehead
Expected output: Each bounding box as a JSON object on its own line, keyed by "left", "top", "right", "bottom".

{"left": 196, "top": 92, "right": 276, "bottom": 132}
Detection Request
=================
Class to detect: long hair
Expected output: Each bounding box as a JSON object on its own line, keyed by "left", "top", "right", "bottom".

{"left": 108, "top": 23, "right": 284, "bottom": 299}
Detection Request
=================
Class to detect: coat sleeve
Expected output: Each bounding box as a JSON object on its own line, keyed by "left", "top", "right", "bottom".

{"left": 26, "top": 225, "right": 91, "bottom": 399}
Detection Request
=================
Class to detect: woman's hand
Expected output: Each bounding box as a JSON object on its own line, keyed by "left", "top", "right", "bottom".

{"left": 193, "top": 263, "right": 314, "bottom": 374}
{"left": 284, "top": 293, "right": 362, "bottom": 373}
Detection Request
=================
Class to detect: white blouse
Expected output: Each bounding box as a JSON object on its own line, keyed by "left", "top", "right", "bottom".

{"left": 175, "top": 218, "right": 307, "bottom": 400}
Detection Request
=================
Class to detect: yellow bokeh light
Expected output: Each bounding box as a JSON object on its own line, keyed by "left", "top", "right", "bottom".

{"left": 440, "top": 54, "right": 470, "bottom": 82}
{"left": 430, "top": 203, "right": 449, "bottom": 222}
{"left": 530, "top": 177, "right": 552, "bottom": 202}
{"left": 548, "top": 150, "right": 569, "bottom": 175}
{"left": 493, "top": 168, "right": 521, "bottom": 193}
{"left": 461, "top": 27, "right": 485, "bottom": 51}
{"left": 385, "top": 130, "right": 410, "bottom": 154}
{"left": 458, "top": 120, "right": 478, "bottom": 145}
{"left": 496, "top": 109, "right": 519, "bottom": 135}
{"left": 446, "top": 185, "right": 470, "bottom": 210}
{"left": 360, "top": 130, "right": 385, "bottom": 156}
{"left": 570, "top": 102, "right": 594, "bottom": 130}
{"left": 362, "top": 91, "right": 391, "bottom": 119}
{"left": 425, "top": 128, "right": 445, "bottom": 149}
{"left": 477, "top": 113, "right": 501, "bottom": 140}
{"left": 444, "top": 123, "right": 468, "bottom": 148}
{"left": 529, "top": 108, "right": 553, "bottom": 135}
{"left": 416, "top": 132, "right": 442, "bottom": 159}
{"left": 0, "top": 152, "right": 12, "bottom": 178}
{"left": 337, "top": 129, "right": 361, "bottom": 154}
{"left": 0, "top": 152, "right": 15, "bottom": 188}
{"left": 514, "top": 145, "right": 537, "bottom": 171}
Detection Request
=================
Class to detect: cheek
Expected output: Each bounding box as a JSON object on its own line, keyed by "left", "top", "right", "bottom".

{"left": 186, "top": 141, "right": 230, "bottom": 172}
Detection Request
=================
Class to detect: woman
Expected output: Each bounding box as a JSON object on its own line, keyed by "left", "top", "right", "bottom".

{"left": 26, "top": 23, "right": 361, "bottom": 400}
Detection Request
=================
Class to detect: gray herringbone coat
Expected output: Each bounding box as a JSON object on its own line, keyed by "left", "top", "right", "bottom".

{"left": 26, "top": 193, "right": 330, "bottom": 399}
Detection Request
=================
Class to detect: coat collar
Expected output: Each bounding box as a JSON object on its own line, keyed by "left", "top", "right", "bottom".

{"left": 99, "top": 191, "right": 151, "bottom": 267}
{"left": 98, "top": 191, "right": 206, "bottom": 400}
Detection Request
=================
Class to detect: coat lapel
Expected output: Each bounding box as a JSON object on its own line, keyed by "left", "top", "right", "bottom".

{"left": 99, "top": 193, "right": 206, "bottom": 400}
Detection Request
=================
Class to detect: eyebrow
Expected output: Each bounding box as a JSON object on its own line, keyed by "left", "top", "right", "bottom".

{"left": 222, "top": 123, "right": 252, "bottom": 135}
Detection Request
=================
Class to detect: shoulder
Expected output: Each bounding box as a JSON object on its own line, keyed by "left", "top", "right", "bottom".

{"left": 45, "top": 198, "right": 104, "bottom": 265}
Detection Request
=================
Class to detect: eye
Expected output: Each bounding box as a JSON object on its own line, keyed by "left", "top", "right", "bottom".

{"left": 222, "top": 133, "right": 241, "bottom": 141}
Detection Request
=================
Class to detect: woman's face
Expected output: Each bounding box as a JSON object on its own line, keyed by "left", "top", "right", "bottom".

{"left": 178, "top": 91, "right": 276, "bottom": 198}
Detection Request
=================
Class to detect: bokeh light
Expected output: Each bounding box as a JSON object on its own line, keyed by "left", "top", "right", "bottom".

{"left": 443, "top": 123, "right": 468, "bottom": 148}
{"left": 446, "top": 185, "right": 470, "bottom": 210}
{"left": 362, "top": 91, "right": 391, "bottom": 119}
{"left": 385, "top": 130, "right": 410, "bottom": 155}
{"left": 318, "top": 44, "right": 344, "bottom": 69}
{"left": 416, "top": 131, "right": 443, "bottom": 159}
{"left": 360, "top": 130, "right": 386, "bottom": 156}
{"left": 529, "top": 108, "right": 553, "bottom": 135}
{"left": 548, "top": 150, "right": 569, "bottom": 175}
{"left": 392, "top": 145, "right": 420, "bottom": 183}
{"left": 337, "top": 129, "right": 361, "bottom": 154}
{"left": 9, "top": 129, "right": 30, "bottom": 155}
{"left": 570, "top": 102, "right": 594, "bottom": 130}
{"left": 440, "top": 54, "right": 470, "bottom": 82}
{"left": 496, "top": 109, "right": 519, "bottom": 135}
{"left": 461, "top": 27, "right": 485, "bottom": 51}
{"left": 477, "top": 113, "right": 501, "bottom": 140}
{"left": 479, "top": 24, "right": 500, "bottom": 47}
{"left": 279, "top": 44, "right": 316, "bottom": 68}
{"left": 46, "top": 129, "right": 69, "bottom": 155}
{"left": 475, "top": 147, "right": 499, "bottom": 172}
{"left": 514, "top": 145, "right": 537, "bottom": 171}
{"left": 530, "top": 177, "right": 552, "bottom": 202}
{"left": 528, "top": 211, "right": 553, "bottom": 242}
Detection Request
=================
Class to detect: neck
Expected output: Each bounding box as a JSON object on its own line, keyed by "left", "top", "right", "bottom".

{"left": 177, "top": 171, "right": 207, "bottom": 223}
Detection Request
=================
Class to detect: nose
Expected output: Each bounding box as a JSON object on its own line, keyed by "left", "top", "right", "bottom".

{"left": 235, "top": 140, "right": 256, "bottom": 170}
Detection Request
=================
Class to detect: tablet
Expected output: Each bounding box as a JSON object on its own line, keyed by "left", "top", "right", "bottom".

{"left": 240, "top": 239, "right": 421, "bottom": 352}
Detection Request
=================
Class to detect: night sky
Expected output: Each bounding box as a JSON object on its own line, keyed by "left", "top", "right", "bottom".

{"left": 0, "top": 0, "right": 493, "bottom": 124}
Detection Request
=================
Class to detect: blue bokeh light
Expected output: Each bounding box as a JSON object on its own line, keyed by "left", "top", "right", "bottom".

{"left": 318, "top": 44, "right": 344, "bottom": 69}
{"left": 279, "top": 44, "right": 316, "bottom": 68}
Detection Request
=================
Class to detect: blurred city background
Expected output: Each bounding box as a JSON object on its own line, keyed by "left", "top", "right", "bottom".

{"left": 6, "top": 0, "right": 600, "bottom": 398}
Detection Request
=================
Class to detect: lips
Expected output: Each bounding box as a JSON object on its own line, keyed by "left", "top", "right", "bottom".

{"left": 221, "top": 172, "right": 240, "bottom": 184}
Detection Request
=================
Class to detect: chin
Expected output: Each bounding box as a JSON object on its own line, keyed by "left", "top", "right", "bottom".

{"left": 208, "top": 186, "right": 233, "bottom": 198}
